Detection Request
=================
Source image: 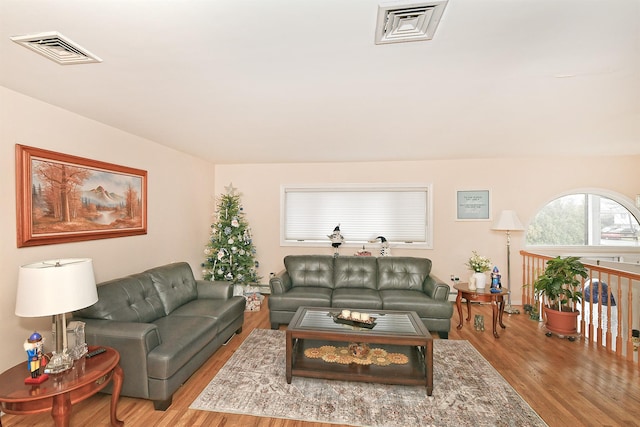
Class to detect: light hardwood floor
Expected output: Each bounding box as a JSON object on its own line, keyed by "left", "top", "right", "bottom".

{"left": 2, "top": 298, "right": 639, "bottom": 426}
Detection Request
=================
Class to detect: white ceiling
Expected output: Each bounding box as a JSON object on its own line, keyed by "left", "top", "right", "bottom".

{"left": 1, "top": 0, "right": 639, "bottom": 164}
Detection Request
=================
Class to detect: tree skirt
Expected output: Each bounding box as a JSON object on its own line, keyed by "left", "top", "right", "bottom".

{"left": 190, "top": 329, "right": 547, "bottom": 427}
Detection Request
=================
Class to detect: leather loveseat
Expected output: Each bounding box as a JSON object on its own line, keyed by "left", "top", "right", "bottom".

{"left": 73, "top": 262, "right": 245, "bottom": 410}
{"left": 268, "top": 255, "right": 453, "bottom": 338}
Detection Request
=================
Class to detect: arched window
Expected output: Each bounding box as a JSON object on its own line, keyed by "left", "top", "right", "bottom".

{"left": 526, "top": 191, "right": 640, "bottom": 247}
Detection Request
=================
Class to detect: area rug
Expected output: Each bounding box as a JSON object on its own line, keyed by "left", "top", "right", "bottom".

{"left": 190, "top": 329, "right": 547, "bottom": 426}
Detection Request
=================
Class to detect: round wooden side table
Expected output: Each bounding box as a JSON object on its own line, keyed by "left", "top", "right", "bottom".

{"left": 0, "top": 346, "right": 123, "bottom": 427}
{"left": 454, "top": 283, "right": 508, "bottom": 338}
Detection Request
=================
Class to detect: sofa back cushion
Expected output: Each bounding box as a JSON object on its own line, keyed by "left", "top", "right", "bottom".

{"left": 74, "top": 272, "right": 165, "bottom": 323}
{"left": 377, "top": 257, "right": 432, "bottom": 291}
{"left": 334, "top": 256, "right": 378, "bottom": 289}
{"left": 284, "top": 255, "right": 335, "bottom": 289}
{"left": 147, "top": 262, "right": 198, "bottom": 314}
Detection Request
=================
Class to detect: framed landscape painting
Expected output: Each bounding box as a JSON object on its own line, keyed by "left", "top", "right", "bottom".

{"left": 16, "top": 144, "right": 147, "bottom": 247}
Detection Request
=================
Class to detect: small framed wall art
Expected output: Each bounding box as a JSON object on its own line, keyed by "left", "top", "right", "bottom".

{"left": 456, "top": 190, "right": 491, "bottom": 221}
{"left": 16, "top": 144, "right": 147, "bottom": 247}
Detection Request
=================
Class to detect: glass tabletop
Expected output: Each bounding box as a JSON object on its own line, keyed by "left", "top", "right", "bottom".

{"left": 295, "top": 307, "right": 425, "bottom": 336}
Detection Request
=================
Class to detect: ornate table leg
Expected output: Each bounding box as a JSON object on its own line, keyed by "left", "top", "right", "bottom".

{"left": 456, "top": 291, "right": 463, "bottom": 329}
{"left": 492, "top": 299, "right": 500, "bottom": 338}
{"left": 498, "top": 295, "right": 507, "bottom": 329}
{"left": 110, "top": 364, "right": 124, "bottom": 427}
{"left": 51, "top": 393, "right": 72, "bottom": 427}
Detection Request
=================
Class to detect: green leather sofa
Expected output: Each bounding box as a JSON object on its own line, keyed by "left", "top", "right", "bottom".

{"left": 268, "top": 255, "right": 453, "bottom": 338}
{"left": 73, "top": 262, "right": 245, "bottom": 410}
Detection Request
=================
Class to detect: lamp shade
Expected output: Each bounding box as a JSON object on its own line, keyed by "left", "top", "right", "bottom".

{"left": 16, "top": 258, "right": 98, "bottom": 317}
{"left": 492, "top": 210, "right": 524, "bottom": 231}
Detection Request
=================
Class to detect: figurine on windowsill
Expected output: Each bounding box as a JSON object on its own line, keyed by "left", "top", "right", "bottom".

{"left": 328, "top": 224, "right": 344, "bottom": 257}
{"left": 355, "top": 246, "right": 372, "bottom": 256}
{"left": 369, "top": 236, "right": 390, "bottom": 257}
{"left": 24, "top": 331, "right": 48, "bottom": 384}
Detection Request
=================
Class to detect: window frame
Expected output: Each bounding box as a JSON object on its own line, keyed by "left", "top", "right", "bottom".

{"left": 525, "top": 188, "right": 640, "bottom": 255}
{"left": 280, "top": 183, "right": 434, "bottom": 249}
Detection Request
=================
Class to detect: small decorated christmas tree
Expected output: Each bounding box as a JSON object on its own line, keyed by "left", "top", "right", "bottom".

{"left": 202, "top": 184, "right": 260, "bottom": 287}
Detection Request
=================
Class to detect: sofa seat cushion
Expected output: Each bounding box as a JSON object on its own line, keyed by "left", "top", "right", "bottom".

{"left": 380, "top": 289, "right": 454, "bottom": 319}
{"left": 269, "top": 287, "right": 332, "bottom": 311}
{"left": 148, "top": 315, "right": 219, "bottom": 380}
{"left": 331, "top": 288, "right": 383, "bottom": 309}
{"left": 170, "top": 296, "right": 246, "bottom": 325}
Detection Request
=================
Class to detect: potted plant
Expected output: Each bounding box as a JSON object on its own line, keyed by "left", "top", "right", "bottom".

{"left": 533, "top": 256, "right": 588, "bottom": 337}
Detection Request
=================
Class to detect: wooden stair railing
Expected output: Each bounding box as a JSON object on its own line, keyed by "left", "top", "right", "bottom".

{"left": 520, "top": 250, "right": 639, "bottom": 366}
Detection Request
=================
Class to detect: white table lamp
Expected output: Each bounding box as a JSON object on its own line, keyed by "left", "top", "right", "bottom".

{"left": 16, "top": 258, "right": 98, "bottom": 374}
{"left": 492, "top": 210, "right": 525, "bottom": 314}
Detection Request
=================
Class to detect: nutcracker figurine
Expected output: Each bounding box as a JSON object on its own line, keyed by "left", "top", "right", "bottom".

{"left": 24, "top": 331, "right": 48, "bottom": 384}
{"left": 491, "top": 266, "right": 502, "bottom": 290}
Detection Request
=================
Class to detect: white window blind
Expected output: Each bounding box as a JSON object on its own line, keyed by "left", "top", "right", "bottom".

{"left": 281, "top": 184, "right": 432, "bottom": 248}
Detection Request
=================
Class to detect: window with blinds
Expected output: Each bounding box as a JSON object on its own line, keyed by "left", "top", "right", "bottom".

{"left": 281, "top": 184, "right": 432, "bottom": 248}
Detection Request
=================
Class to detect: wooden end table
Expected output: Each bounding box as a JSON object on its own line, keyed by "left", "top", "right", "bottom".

{"left": 0, "top": 346, "right": 123, "bottom": 427}
{"left": 454, "top": 283, "right": 508, "bottom": 338}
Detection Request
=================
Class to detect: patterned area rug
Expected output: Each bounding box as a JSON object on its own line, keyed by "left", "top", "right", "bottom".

{"left": 190, "top": 329, "right": 547, "bottom": 426}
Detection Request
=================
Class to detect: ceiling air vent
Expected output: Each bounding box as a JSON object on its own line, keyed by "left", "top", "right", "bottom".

{"left": 375, "top": 0, "right": 448, "bottom": 45}
{"left": 10, "top": 31, "right": 102, "bottom": 65}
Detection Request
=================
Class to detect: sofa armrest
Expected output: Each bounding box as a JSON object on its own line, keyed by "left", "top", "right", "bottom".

{"left": 76, "top": 318, "right": 161, "bottom": 398}
{"left": 269, "top": 270, "right": 292, "bottom": 295}
{"left": 423, "top": 274, "right": 450, "bottom": 300}
{"left": 196, "top": 280, "right": 234, "bottom": 299}
{"left": 79, "top": 318, "right": 161, "bottom": 355}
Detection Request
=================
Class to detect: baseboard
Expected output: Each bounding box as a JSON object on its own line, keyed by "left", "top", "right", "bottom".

{"left": 256, "top": 284, "right": 270, "bottom": 294}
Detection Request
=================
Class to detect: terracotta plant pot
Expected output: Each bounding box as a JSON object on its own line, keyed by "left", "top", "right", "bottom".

{"left": 543, "top": 306, "right": 579, "bottom": 335}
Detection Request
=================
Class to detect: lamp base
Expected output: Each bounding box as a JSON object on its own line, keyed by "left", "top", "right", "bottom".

{"left": 44, "top": 350, "right": 74, "bottom": 374}
{"left": 504, "top": 305, "right": 521, "bottom": 315}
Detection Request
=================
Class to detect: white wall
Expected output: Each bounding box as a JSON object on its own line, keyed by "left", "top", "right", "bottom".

{"left": 0, "top": 87, "right": 216, "bottom": 371}
{"left": 3, "top": 85, "right": 639, "bottom": 372}
{"left": 215, "top": 156, "right": 640, "bottom": 302}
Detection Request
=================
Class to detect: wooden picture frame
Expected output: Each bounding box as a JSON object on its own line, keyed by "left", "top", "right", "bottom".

{"left": 456, "top": 190, "right": 491, "bottom": 221}
{"left": 16, "top": 144, "right": 147, "bottom": 247}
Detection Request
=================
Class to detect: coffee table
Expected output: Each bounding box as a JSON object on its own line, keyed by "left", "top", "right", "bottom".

{"left": 286, "top": 306, "right": 433, "bottom": 395}
{"left": 0, "top": 346, "right": 123, "bottom": 427}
